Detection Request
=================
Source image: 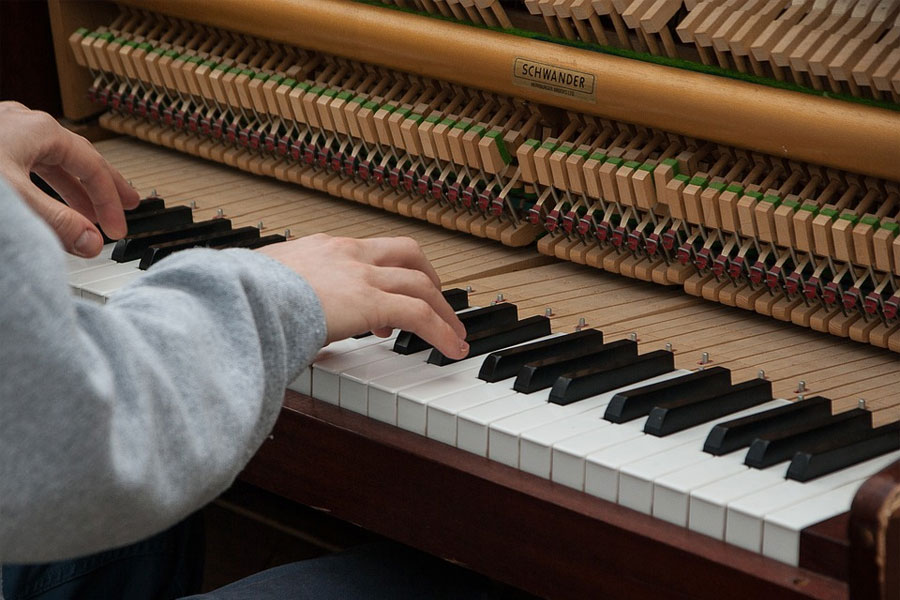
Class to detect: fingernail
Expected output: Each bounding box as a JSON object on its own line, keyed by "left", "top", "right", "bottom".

{"left": 74, "top": 229, "right": 100, "bottom": 257}
{"left": 459, "top": 341, "right": 470, "bottom": 356}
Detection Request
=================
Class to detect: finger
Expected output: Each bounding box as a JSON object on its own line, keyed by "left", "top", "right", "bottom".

{"left": 359, "top": 237, "right": 442, "bottom": 289}
{"left": 33, "top": 164, "right": 98, "bottom": 224}
{"left": 109, "top": 164, "right": 140, "bottom": 210}
{"left": 40, "top": 133, "right": 130, "bottom": 238}
{"left": 372, "top": 327, "right": 393, "bottom": 338}
{"left": 20, "top": 179, "right": 103, "bottom": 257}
{"left": 376, "top": 291, "right": 469, "bottom": 360}
{"left": 369, "top": 266, "right": 467, "bottom": 340}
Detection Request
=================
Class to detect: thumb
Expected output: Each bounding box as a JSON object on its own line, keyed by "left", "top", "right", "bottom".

{"left": 21, "top": 180, "right": 104, "bottom": 257}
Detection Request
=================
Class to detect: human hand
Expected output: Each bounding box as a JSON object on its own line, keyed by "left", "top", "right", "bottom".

{"left": 0, "top": 102, "right": 139, "bottom": 257}
{"left": 259, "top": 234, "right": 469, "bottom": 360}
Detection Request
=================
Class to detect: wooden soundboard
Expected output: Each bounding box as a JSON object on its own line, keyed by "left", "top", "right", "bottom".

{"left": 96, "top": 136, "right": 900, "bottom": 599}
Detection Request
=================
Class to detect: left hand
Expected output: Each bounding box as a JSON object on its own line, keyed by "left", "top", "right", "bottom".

{"left": 0, "top": 102, "right": 140, "bottom": 257}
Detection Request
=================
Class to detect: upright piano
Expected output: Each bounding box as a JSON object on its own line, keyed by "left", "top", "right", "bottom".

{"left": 49, "top": 1, "right": 900, "bottom": 597}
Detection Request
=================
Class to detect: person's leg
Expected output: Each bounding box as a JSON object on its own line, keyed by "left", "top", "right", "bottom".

{"left": 2, "top": 512, "right": 204, "bottom": 600}
{"left": 182, "top": 541, "right": 493, "bottom": 600}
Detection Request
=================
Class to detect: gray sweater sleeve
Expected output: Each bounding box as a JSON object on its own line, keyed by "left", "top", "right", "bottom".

{"left": 0, "top": 179, "right": 327, "bottom": 562}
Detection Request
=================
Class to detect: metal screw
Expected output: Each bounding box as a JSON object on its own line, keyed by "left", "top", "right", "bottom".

{"left": 575, "top": 317, "right": 587, "bottom": 332}
{"left": 465, "top": 285, "right": 473, "bottom": 293}
{"left": 798, "top": 394, "right": 805, "bottom": 401}
{"left": 257, "top": 220, "right": 264, "bottom": 230}
{"left": 628, "top": 332, "right": 637, "bottom": 342}
{"left": 189, "top": 200, "right": 197, "bottom": 209}
{"left": 151, "top": 188, "right": 157, "bottom": 197}
{"left": 758, "top": 369, "right": 766, "bottom": 380}
{"left": 284, "top": 229, "right": 291, "bottom": 239}
{"left": 700, "top": 352, "right": 709, "bottom": 365}
{"left": 216, "top": 208, "right": 224, "bottom": 218}
{"left": 496, "top": 293, "right": 504, "bottom": 303}
{"left": 858, "top": 398, "right": 867, "bottom": 410}
{"left": 544, "top": 307, "right": 553, "bottom": 317}
{"left": 665, "top": 342, "right": 672, "bottom": 352}
{"left": 797, "top": 380, "right": 806, "bottom": 393}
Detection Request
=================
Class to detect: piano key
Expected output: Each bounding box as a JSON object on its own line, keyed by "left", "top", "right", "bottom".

{"left": 393, "top": 302, "right": 517, "bottom": 355}
{"left": 310, "top": 335, "right": 400, "bottom": 405}
{"left": 703, "top": 396, "right": 833, "bottom": 456}
{"left": 725, "top": 450, "right": 900, "bottom": 553}
{"left": 68, "top": 260, "right": 143, "bottom": 294}
{"left": 762, "top": 481, "right": 874, "bottom": 566}
{"left": 643, "top": 378, "right": 773, "bottom": 437}
{"left": 442, "top": 288, "right": 470, "bottom": 311}
{"left": 138, "top": 226, "right": 261, "bottom": 269}
{"left": 786, "top": 420, "right": 900, "bottom": 482}
{"left": 111, "top": 219, "right": 233, "bottom": 262}
{"left": 689, "top": 461, "right": 792, "bottom": 540}
{"left": 427, "top": 315, "right": 552, "bottom": 366}
{"left": 744, "top": 407, "right": 873, "bottom": 468}
{"left": 126, "top": 196, "right": 166, "bottom": 214}
{"left": 478, "top": 329, "right": 605, "bottom": 383}
{"left": 457, "top": 391, "right": 550, "bottom": 457}
{"left": 513, "top": 339, "right": 636, "bottom": 394}
{"left": 297, "top": 333, "right": 400, "bottom": 397}
{"left": 230, "top": 234, "right": 286, "bottom": 249}
{"left": 587, "top": 400, "right": 785, "bottom": 506}
{"left": 80, "top": 270, "right": 143, "bottom": 304}
{"left": 124, "top": 205, "right": 193, "bottom": 234}
{"left": 549, "top": 350, "right": 675, "bottom": 405}
{"left": 551, "top": 418, "right": 653, "bottom": 491}
{"left": 395, "top": 334, "right": 562, "bottom": 434}
{"left": 426, "top": 381, "right": 520, "bottom": 446}
{"left": 66, "top": 243, "right": 116, "bottom": 273}
{"left": 516, "top": 371, "right": 691, "bottom": 477}
{"left": 603, "top": 366, "right": 733, "bottom": 423}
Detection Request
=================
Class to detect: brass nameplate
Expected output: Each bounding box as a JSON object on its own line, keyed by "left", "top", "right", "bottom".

{"left": 513, "top": 58, "right": 596, "bottom": 103}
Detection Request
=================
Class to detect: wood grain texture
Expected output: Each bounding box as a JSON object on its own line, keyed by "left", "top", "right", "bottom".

{"left": 240, "top": 391, "right": 848, "bottom": 600}
{"left": 848, "top": 461, "right": 900, "bottom": 600}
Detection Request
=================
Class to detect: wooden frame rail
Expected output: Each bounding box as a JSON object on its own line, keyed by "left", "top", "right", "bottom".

{"left": 239, "top": 391, "right": 895, "bottom": 600}
{"left": 101, "top": 0, "right": 900, "bottom": 182}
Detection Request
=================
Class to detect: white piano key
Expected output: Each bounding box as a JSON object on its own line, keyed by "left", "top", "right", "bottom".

{"left": 585, "top": 400, "right": 785, "bottom": 504}
{"left": 425, "top": 380, "right": 518, "bottom": 445}
{"left": 80, "top": 270, "right": 143, "bottom": 303}
{"left": 762, "top": 481, "right": 862, "bottom": 566}
{"left": 394, "top": 334, "right": 561, "bottom": 434}
{"left": 68, "top": 261, "right": 141, "bottom": 294}
{"left": 652, "top": 452, "right": 748, "bottom": 527}
{"left": 515, "top": 371, "right": 690, "bottom": 477}
{"left": 689, "top": 463, "right": 789, "bottom": 540}
{"left": 550, "top": 420, "right": 647, "bottom": 491}
{"left": 311, "top": 338, "right": 398, "bottom": 405}
{"left": 65, "top": 244, "right": 116, "bottom": 272}
{"left": 339, "top": 351, "right": 431, "bottom": 414}
{"left": 368, "top": 355, "right": 495, "bottom": 425}
{"left": 305, "top": 333, "right": 398, "bottom": 402}
{"left": 725, "top": 450, "right": 900, "bottom": 553}
{"left": 456, "top": 391, "right": 548, "bottom": 457}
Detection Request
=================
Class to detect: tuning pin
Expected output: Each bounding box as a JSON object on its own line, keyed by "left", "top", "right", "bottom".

{"left": 665, "top": 342, "right": 673, "bottom": 352}
{"left": 216, "top": 208, "right": 224, "bottom": 218}
{"left": 858, "top": 398, "right": 867, "bottom": 410}
{"left": 189, "top": 200, "right": 197, "bottom": 209}
{"left": 284, "top": 228, "right": 291, "bottom": 239}
{"left": 757, "top": 370, "right": 766, "bottom": 380}
{"left": 796, "top": 380, "right": 807, "bottom": 394}
{"left": 699, "top": 352, "right": 710, "bottom": 369}
{"left": 465, "top": 285, "right": 473, "bottom": 293}
{"left": 544, "top": 307, "right": 553, "bottom": 317}
{"left": 257, "top": 221, "right": 264, "bottom": 230}
{"left": 628, "top": 332, "right": 638, "bottom": 342}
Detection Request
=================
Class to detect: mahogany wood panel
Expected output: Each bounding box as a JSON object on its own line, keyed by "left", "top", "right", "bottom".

{"left": 849, "top": 461, "right": 900, "bottom": 600}
{"left": 240, "top": 391, "right": 848, "bottom": 600}
{"left": 801, "top": 514, "right": 850, "bottom": 584}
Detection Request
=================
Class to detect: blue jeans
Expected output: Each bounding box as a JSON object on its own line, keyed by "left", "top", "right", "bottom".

{"left": 1, "top": 514, "right": 204, "bottom": 600}
{"left": 4, "top": 519, "right": 495, "bottom": 600}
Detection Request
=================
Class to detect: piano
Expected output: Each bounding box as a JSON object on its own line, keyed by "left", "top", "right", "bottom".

{"left": 49, "top": 1, "right": 900, "bottom": 598}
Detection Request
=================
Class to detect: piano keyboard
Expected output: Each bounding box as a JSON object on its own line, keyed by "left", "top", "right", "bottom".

{"left": 69, "top": 137, "right": 900, "bottom": 575}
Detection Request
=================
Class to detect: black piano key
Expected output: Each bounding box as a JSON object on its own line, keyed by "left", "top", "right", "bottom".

{"left": 603, "top": 367, "right": 732, "bottom": 424}
{"left": 125, "top": 205, "right": 193, "bottom": 235}
{"left": 703, "top": 396, "right": 832, "bottom": 456}
{"left": 111, "top": 219, "right": 233, "bottom": 262}
{"left": 394, "top": 303, "right": 518, "bottom": 355}
{"left": 478, "top": 329, "right": 605, "bottom": 383}
{"left": 744, "top": 408, "right": 873, "bottom": 469}
{"left": 643, "top": 378, "right": 773, "bottom": 437}
{"left": 786, "top": 421, "right": 900, "bottom": 482}
{"left": 513, "top": 339, "right": 635, "bottom": 394}
{"left": 427, "top": 315, "right": 551, "bottom": 366}
{"left": 125, "top": 196, "right": 166, "bottom": 215}
{"left": 443, "top": 288, "right": 470, "bottom": 312}
{"left": 222, "top": 234, "right": 286, "bottom": 250}
{"left": 549, "top": 349, "right": 675, "bottom": 406}
{"left": 138, "top": 226, "right": 261, "bottom": 270}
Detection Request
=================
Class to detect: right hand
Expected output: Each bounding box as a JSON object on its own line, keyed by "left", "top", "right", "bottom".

{"left": 259, "top": 234, "right": 469, "bottom": 360}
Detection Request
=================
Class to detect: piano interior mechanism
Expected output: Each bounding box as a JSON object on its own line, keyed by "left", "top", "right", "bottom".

{"left": 49, "top": 1, "right": 900, "bottom": 598}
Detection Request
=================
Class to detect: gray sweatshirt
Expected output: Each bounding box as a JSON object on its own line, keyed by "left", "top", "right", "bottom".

{"left": 0, "top": 178, "right": 327, "bottom": 564}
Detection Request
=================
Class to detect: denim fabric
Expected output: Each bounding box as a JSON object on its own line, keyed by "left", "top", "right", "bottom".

{"left": 183, "top": 542, "right": 493, "bottom": 600}
{"left": 1, "top": 515, "right": 203, "bottom": 600}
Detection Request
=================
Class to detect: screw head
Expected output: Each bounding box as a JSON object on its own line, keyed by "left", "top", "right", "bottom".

{"left": 628, "top": 332, "right": 637, "bottom": 342}
{"left": 757, "top": 369, "right": 766, "bottom": 380}
{"left": 665, "top": 342, "right": 672, "bottom": 352}
{"left": 257, "top": 221, "right": 264, "bottom": 230}
{"left": 544, "top": 308, "right": 553, "bottom": 317}
{"left": 858, "top": 398, "right": 867, "bottom": 410}
{"left": 216, "top": 208, "right": 224, "bottom": 218}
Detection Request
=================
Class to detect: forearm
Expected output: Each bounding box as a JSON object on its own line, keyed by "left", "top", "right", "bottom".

{"left": 0, "top": 185, "right": 325, "bottom": 562}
